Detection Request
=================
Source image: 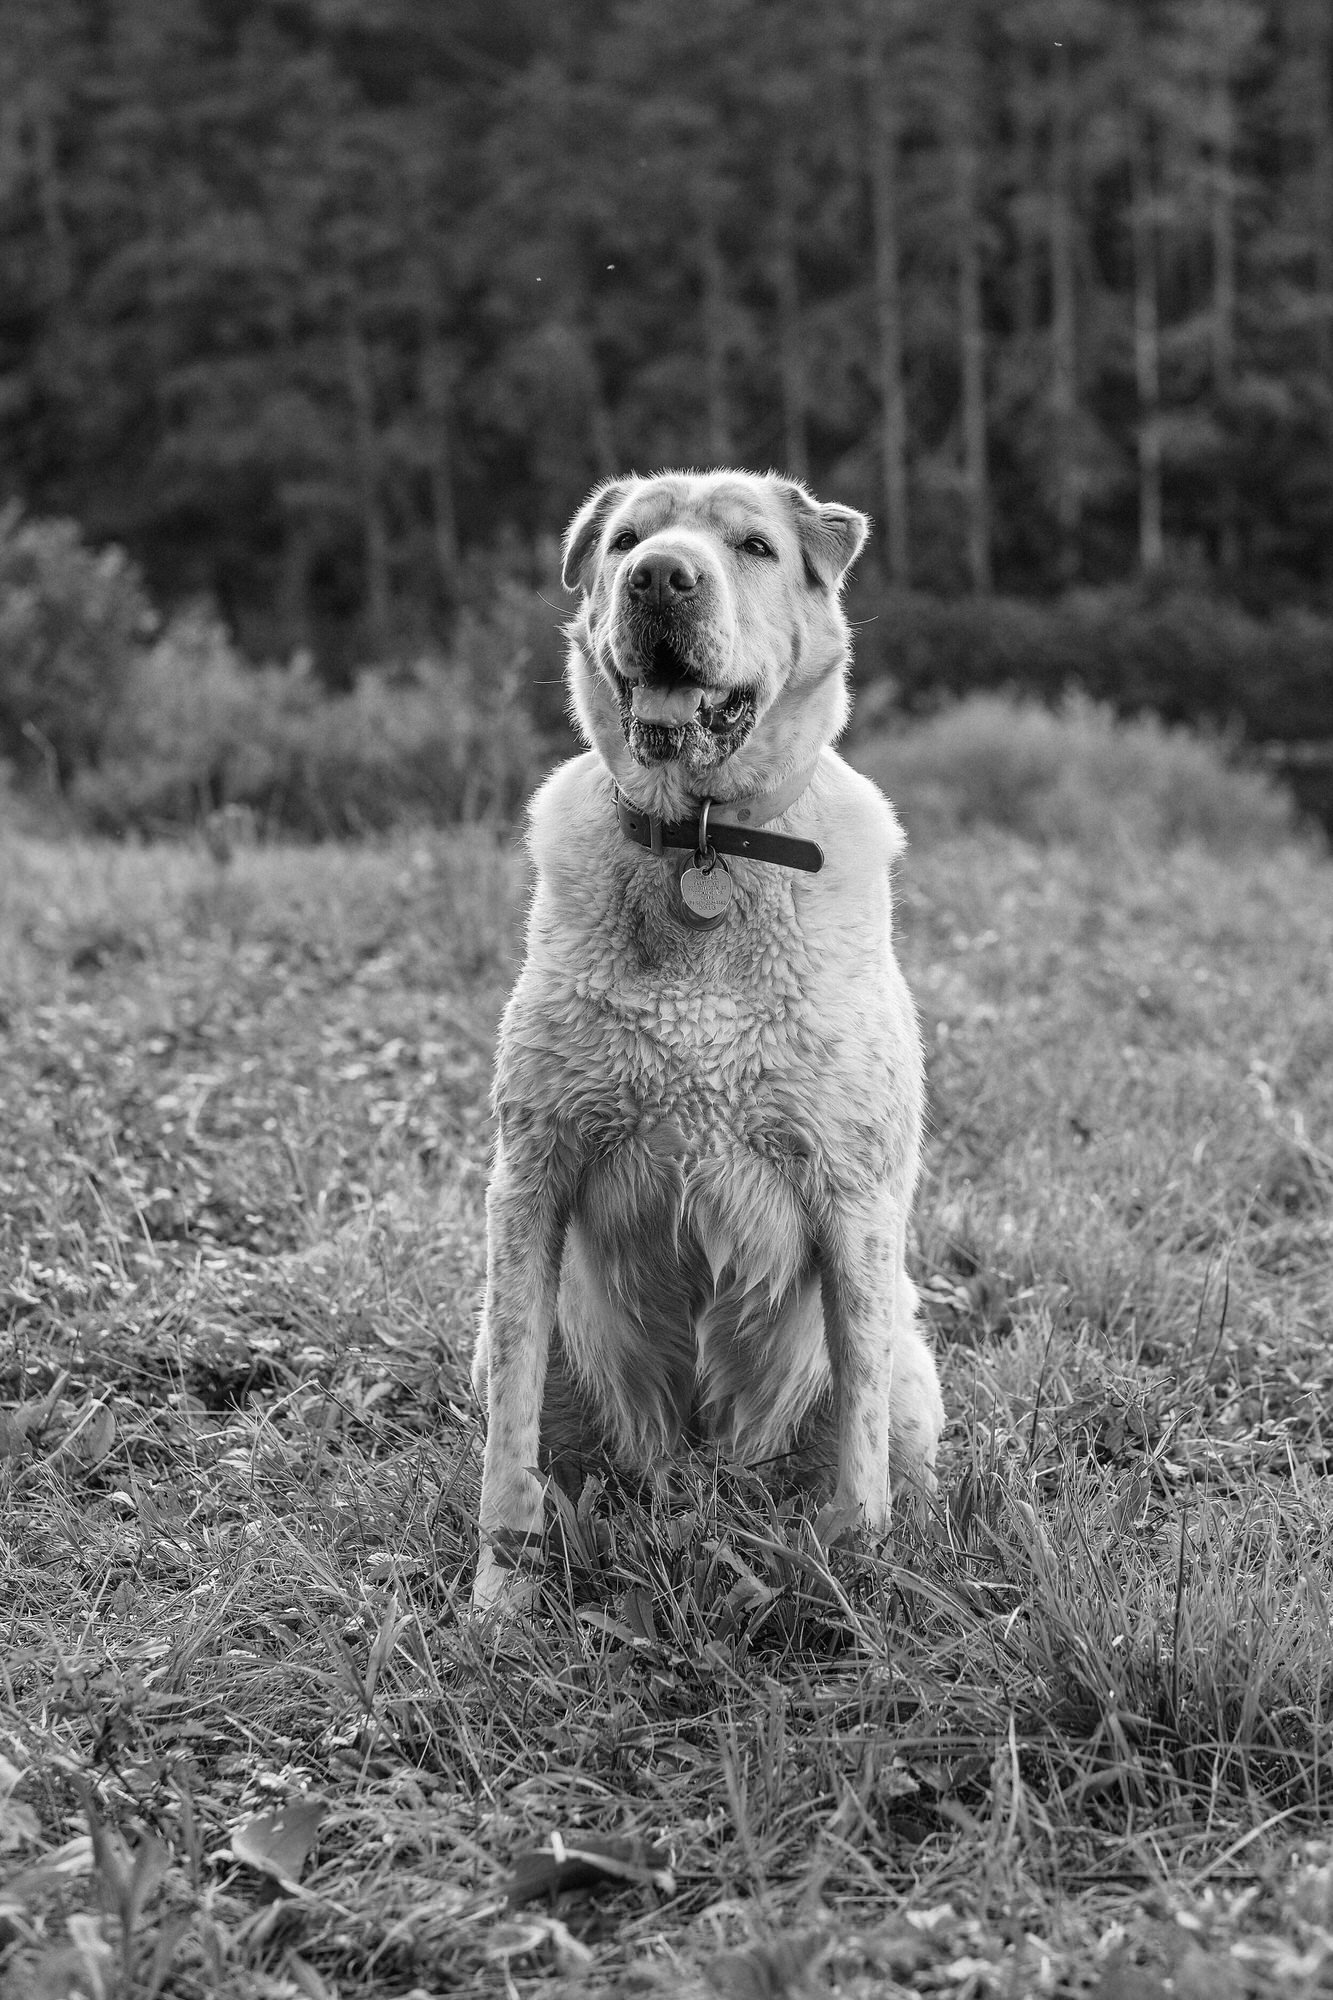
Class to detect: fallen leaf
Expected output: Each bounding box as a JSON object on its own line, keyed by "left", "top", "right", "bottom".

{"left": 74, "top": 1402, "right": 117, "bottom": 1473}
{"left": 487, "top": 1914, "right": 594, "bottom": 1970}
{"left": 506, "top": 1830, "right": 674, "bottom": 1908}
{"left": 2, "top": 1833, "right": 95, "bottom": 1905}
{"left": 621, "top": 1585, "right": 658, "bottom": 1643}
{"left": 286, "top": 1948, "right": 339, "bottom": 1999}
{"left": 0, "top": 1374, "right": 69, "bottom": 1461}
{"left": 0, "top": 1409, "right": 34, "bottom": 1460}
{"left": 0, "top": 1794, "right": 39, "bottom": 1853}
{"left": 230, "top": 1799, "right": 326, "bottom": 1894}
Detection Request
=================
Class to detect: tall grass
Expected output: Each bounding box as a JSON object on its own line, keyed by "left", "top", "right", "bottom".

{"left": 1, "top": 728, "right": 1331, "bottom": 1994}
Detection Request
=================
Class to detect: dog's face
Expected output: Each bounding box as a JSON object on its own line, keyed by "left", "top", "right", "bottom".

{"left": 562, "top": 471, "right": 869, "bottom": 805}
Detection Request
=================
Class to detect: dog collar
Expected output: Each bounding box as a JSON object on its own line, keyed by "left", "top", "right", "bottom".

{"left": 614, "top": 758, "right": 824, "bottom": 875}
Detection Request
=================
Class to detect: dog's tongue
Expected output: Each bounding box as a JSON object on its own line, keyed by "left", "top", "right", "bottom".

{"left": 631, "top": 681, "right": 707, "bottom": 727}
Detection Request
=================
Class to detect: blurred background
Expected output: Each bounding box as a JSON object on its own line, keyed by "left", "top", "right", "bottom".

{"left": 0, "top": 0, "right": 1330, "bottom": 838}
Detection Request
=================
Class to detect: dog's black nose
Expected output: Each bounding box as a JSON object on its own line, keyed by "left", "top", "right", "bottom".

{"left": 627, "top": 550, "right": 698, "bottom": 608}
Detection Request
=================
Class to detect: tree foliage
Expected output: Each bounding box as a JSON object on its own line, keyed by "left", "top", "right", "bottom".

{"left": 0, "top": 0, "right": 1332, "bottom": 674}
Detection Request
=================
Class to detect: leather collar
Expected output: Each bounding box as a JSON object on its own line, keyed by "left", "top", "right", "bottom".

{"left": 615, "top": 758, "right": 824, "bottom": 874}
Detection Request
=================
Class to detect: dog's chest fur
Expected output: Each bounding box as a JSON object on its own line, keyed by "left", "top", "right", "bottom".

{"left": 494, "top": 756, "right": 920, "bottom": 1439}
{"left": 573, "top": 858, "right": 813, "bottom": 1103}
{"left": 504, "top": 763, "right": 898, "bottom": 1154}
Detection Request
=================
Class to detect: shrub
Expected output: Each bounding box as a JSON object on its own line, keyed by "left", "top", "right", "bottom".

{"left": 452, "top": 572, "right": 572, "bottom": 741}
{"left": 0, "top": 506, "right": 153, "bottom": 780}
{"left": 272, "top": 654, "right": 550, "bottom": 836}
{"left": 72, "top": 607, "right": 560, "bottom": 837}
{"left": 852, "top": 692, "right": 1303, "bottom": 855}
{"left": 70, "top": 611, "right": 295, "bottom": 831}
{"left": 846, "top": 582, "right": 1333, "bottom": 743}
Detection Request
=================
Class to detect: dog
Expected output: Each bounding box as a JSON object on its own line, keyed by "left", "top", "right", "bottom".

{"left": 470, "top": 469, "right": 944, "bottom": 1611}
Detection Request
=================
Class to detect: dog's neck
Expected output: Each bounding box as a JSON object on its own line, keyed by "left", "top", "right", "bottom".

{"left": 691, "top": 757, "right": 821, "bottom": 830}
{"left": 621, "top": 755, "right": 820, "bottom": 834}
{"left": 614, "top": 755, "right": 826, "bottom": 883}
{"left": 613, "top": 752, "right": 822, "bottom": 827}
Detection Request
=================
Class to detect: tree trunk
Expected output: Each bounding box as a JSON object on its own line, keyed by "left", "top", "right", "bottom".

{"left": 419, "top": 335, "right": 461, "bottom": 608}
{"left": 1308, "top": 0, "right": 1333, "bottom": 386}
{"left": 698, "top": 187, "right": 733, "bottom": 464}
{"left": 1012, "top": 47, "right": 1041, "bottom": 341}
{"left": 1306, "top": 0, "right": 1333, "bottom": 581}
{"left": 277, "top": 506, "right": 312, "bottom": 658}
{"left": 1209, "top": 66, "right": 1236, "bottom": 393}
{"left": 772, "top": 122, "right": 809, "bottom": 482}
{"left": 26, "top": 82, "right": 73, "bottom": 308}
{"left": 950, "top": 16, "right": 991, "bottom": 595}
{"left": 1208, "top": 3, "right": 1239, "bottom": 568}
{"left": 863, "top": 0, "right": 910, "bottom": 584}
{"left": 1049, "top": 36, "right": 1081, "bottom": 582}
{"left": 342, "top": 313, "right": 393, "bottom": 654}
{"left": 545, "top": 7, "right": 618, "bottom": 488}
{"left": 0, "top": 87, "right": 26, "bottom": 206}
{"left": 1129, "top": 105, "right": 1165, "bottom": 573}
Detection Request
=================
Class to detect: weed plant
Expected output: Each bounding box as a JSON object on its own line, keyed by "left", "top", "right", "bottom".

{"left": 1, "top": 774, "right": 1331, "bottom": 1994}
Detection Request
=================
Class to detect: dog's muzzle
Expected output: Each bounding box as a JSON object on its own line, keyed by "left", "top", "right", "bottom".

{"left": 607, "top": 548, "right": 755, "bottom": 764}
{"left": 612, "top": 628, "right": 755, "bottom": 765}
{"left": 613, "top": 664, "right": 757, "bottom": 766}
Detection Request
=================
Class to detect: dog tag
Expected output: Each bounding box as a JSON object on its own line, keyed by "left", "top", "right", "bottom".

{"left": 676, "top": 849, "right": 732, "bottom": 925}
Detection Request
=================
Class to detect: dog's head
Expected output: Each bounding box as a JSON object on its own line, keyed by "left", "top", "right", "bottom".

{"left": 561, "top": 471, "right": 869, "bottom": 808}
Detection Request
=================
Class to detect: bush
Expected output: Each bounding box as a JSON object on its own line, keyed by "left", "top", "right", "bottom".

{"left": 72, "top": 606, "right": 561, "bottom": 837}
{"left": 272, "top": 652, "right": 551, "bottom": 836}
{"left": 852, "top": 693, "right": 1303, "bottom": 855}
{"left": 845, "top": 582, "right": 1333, "bottom": 743}
{"left": 70, "top": 609, "right": 287, "bottom": 825}
{"left": 0, "top": 506, "right": 153, "bottom": 780}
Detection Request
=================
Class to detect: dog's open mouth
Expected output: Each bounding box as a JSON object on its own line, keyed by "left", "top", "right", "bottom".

{"left": 612, "top": 654, "right": 756, "bottom": 766}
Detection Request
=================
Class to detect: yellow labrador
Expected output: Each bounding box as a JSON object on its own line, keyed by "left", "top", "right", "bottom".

{"left": 471, "top": 470, "right": 943, "bottom": 1610}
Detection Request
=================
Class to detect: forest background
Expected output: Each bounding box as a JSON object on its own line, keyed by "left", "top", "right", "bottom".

{"left": 1, "top": 0, "right": 1332, "bottom": 836}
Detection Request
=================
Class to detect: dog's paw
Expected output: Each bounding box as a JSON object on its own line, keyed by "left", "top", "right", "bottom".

{"left": 471, "top": 1530, "right": 543, "bottom": 1618}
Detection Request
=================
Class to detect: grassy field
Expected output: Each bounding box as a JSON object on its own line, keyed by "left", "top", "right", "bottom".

{"left": 1, "top": 800, "right": 1332, "bottom": 1999}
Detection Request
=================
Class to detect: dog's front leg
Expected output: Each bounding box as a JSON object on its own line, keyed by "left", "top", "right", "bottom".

{"left": 473, "top": 1128, "right": 570, "bottom": 1614}
{"left": 820, "top": 1194, "right": 908, "bottom": 1532}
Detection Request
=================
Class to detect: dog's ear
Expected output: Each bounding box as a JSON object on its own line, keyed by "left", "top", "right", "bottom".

{"left": 561, "top": 478, "right": 632, "bottom": 593}
{"left": 781, "top": 481, "right": 870, "bottom": 590}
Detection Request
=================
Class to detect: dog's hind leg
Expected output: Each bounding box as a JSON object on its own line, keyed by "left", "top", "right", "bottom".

{"left": 887, "top": 1270, "right": 945, "bottom": 1492}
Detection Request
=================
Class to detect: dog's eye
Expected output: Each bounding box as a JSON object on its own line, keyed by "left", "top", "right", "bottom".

{"left": 740, "top": 535, "right": 776, "bottom": 558}
{"left": 610, "top": 529, "right": 639, "bottom": 552}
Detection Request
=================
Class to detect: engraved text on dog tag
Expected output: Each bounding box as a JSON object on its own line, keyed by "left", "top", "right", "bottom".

{"left": 676, "top": 850, "right": 732, "bottom": 926}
